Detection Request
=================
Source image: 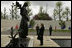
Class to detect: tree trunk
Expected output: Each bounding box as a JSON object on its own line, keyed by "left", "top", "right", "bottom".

{"left": 59, "top": 6, "right": 61, "bottom": 21}
{"left": 66, "top": 11, "right": 68, "bottom": 21}
{"left": 54, "top": 15, "right": 56, "bottom": 21}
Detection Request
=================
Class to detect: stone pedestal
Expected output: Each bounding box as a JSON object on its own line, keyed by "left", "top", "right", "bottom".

{"left": 18, "top": 36, "right": 34, "bottom": 47}
{"left": 18, "top": 37, "right": 30, "bottom": 47}
{"left": 5, "top": 36, "right": 34, "bottom": 47}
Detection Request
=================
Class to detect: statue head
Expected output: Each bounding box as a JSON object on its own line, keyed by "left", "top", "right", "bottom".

{"left": 16, "top": 1, "right": 20, "bottom": 7}
{"left": 23, "top": 2, "right": 28, "bottom": 7}
{"left": 16, "top": 1, "right": 21, "bottom": 8}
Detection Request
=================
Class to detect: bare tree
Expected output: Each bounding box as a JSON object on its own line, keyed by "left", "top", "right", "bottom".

{"left": 9, "top": 3, "right": 15, "bottom": 20}
{"left": 4, "top": 7, "right": 6, "bottom": 19}
{"left": 56, "top": 1, "right": 62, "bottom": 21}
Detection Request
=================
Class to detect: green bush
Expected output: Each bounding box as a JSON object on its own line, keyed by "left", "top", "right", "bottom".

{"left": 29, "top": 19, "right": 35, "bottom": 28}
{"left": 59, "top": 20, "right": 66, "bottom": 28}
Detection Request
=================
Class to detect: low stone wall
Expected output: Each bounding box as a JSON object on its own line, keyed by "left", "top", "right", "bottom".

{"left": 1, "top": 19, "right": 71, "bottom": 32}
{"left": 33, "top": 20, "right": 71, "bottom": 30}
{"left": 1, "top": 19, "right": 20, "bottom": 32}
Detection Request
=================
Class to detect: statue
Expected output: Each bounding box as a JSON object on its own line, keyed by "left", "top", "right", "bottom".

{"left": 6, "top": 2, "right": 30, "bottom": 47}
{"left": 16, "top": 1, "right": 29, "bottom": 38}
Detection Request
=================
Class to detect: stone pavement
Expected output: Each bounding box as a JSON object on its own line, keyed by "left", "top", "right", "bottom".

{"left": 33, "top": 36, "right": 71, "bottom": 47}
{"left": 1, "top": 35, "right": 71, "bottom": 47}
{"left": 1, "top": 35, "right": 11, "bottom": 47}
{"left": 33, "top": 36, "right": 60, "bottom": 47}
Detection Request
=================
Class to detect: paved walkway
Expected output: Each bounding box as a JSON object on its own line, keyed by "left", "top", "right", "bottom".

{"left": 33, "top": 36, "right": 60, "bottom": 47}
{"left": 1, "top": 35, "right": 71, "bottom": 47}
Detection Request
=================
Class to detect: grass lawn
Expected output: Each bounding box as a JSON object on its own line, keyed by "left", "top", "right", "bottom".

{"left": 28, "top": 29, "right": 71, "bottom": 32}
{"left": 52, "top": 29, "right": 71, "bottom": 32}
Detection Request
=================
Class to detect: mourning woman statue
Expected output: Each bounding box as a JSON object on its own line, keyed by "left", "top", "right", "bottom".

{"left": 16, "top": 2, "right": 29, "bottom": 38}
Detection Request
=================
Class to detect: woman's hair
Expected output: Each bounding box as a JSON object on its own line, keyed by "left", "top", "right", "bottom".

{"left": 41, "top": 23, "right": 44, "bottom": 27}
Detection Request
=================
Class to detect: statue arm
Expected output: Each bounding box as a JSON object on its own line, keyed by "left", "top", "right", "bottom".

{"left": 14, "top": 31, "right": 19, "bottom": 38}
{"left": 16, "top": 1, "right": 21, "bottom": 9}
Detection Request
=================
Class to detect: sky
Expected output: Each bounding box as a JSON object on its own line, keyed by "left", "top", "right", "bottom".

{"left": 1, "top": 1, "right": 71, "bottom": 20}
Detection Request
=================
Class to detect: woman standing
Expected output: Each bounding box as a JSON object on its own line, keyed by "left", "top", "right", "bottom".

{"left": 36, "top": 24, "right": 39, "bottom": 35}
{"left": 49, "top": 25, "right": 52, "bottom": 36}
{"left": 39, "top": 23, "right": 45, "bottom": 45}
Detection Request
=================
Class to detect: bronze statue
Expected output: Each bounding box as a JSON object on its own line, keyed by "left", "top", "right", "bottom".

{"left": 6, "top": 2, "right": 30, "bottom": 47}
{"left": 16, "top": 1, "right": 29, "bottom": 38}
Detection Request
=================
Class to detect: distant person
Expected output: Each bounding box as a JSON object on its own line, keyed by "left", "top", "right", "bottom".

{"left": 15, "top": 24, "right": 19, "bottom": 30}
{"left": 10, "top": 26, "right": 14, "bottom": 38}
{"left": 49, "top": 25, "right": 52, "bottom": 36}
{"left": 39, "top": 23, "right": 45, "bottom": 45}
{"left": 36, "top": 24, "right": 40, "bottom": 41}
{"left": 15, "top": 24, "right": 19, "bottom": 33}
{"left": 36, "top": 24, "right": 39, "bottom": 35}
{"left": 68, "top": 26, "right": 71, "bottom": 30}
